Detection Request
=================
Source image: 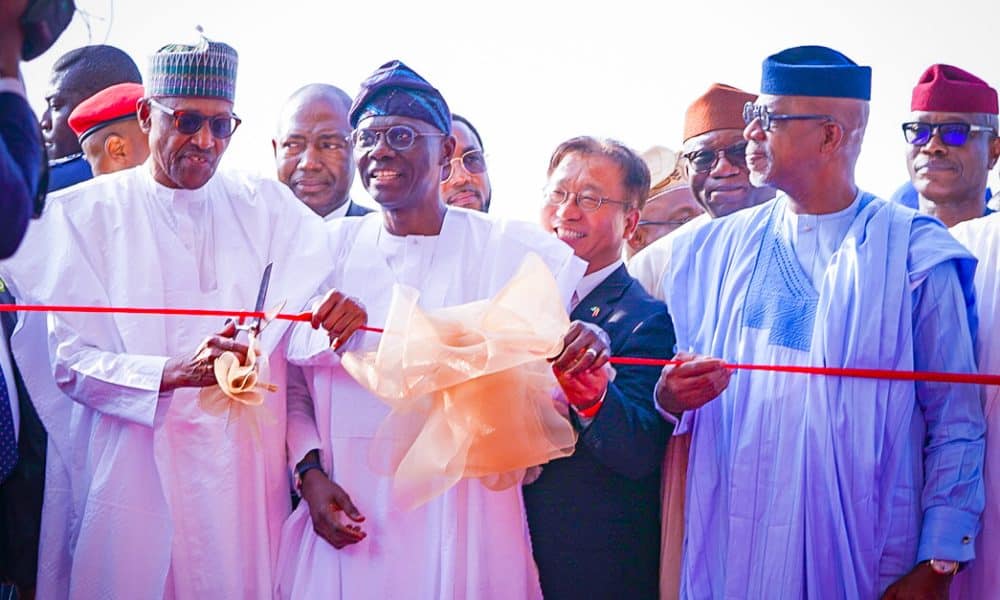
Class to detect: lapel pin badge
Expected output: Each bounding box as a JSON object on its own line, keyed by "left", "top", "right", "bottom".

{"left": 590, "top": 306, "right": 600, "bottom": 318}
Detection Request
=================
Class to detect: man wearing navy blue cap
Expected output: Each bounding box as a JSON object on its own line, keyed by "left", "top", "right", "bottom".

{"left": 653, "top": 45, "right": 985, "bottom": 598}
{"left": 275, "top": 59, "right": 609, "bottom": 600}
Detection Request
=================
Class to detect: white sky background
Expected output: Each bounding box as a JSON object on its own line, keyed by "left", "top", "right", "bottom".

{"left": 20, "top": 0, "right": 1000, "bottom": 219}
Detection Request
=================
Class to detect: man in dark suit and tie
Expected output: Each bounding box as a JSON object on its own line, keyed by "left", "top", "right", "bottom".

{"left": 0, "top": 0, "right": 48, "bottom": 259}
{"left": 274, "top": 84, "right": 373, "bottom": 220}
{"left": 525, "top": 136, "right": 675, "bottom": 600}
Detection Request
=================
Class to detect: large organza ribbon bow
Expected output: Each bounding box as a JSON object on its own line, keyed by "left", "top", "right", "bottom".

{"left": 198, "top": 332, "right": 277, "bottom": 440}
{"left": 342, "top": 253, "right": 578, "bottom": 509}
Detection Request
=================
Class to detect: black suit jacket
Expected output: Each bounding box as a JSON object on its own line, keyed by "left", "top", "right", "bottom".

{"left": 0, "top": 92, "right": 43, "bottom": 258}
{"left": 0, "top": 288, "right": 45, "bottom": 588}
{"left": 524, "top": 264, "right": 675, "bottom": 600}
{"left": 345, "top": 200, "right": 373, "bottom": 217}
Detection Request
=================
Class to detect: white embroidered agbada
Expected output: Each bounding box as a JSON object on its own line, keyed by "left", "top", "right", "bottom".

{"left": 950, "top": 213, "right": 1000, "bottom": 599}
{"left": 0, "top": 166, "right": 336, "bottom": 599}
{"left": 276, "top": 208, "right": 586, "bottom": 600}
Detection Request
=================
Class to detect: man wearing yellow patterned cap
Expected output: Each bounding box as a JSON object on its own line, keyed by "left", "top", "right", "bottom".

{"left": 629, "top": 84, "right": 774, "bottom": 301}
{"left": 624, "top": 145, "right": 703, "bottom": 259}
{"left": 0, "top": 33, "right": 364, "bottom": 599}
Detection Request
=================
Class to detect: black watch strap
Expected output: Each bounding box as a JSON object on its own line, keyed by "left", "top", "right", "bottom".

{"left": 295, "top": 461, "right": 325, "bottom": 479}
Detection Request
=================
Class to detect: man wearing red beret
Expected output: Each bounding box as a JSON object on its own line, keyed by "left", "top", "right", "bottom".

{"left": 894, "top": 64, "right": 1000, "bottom": 227}
{"left": 68, "top": 82, "right": 149, "bottom": 176}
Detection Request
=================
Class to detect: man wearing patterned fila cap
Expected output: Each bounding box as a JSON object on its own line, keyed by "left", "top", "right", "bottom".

{"left": 653, "top": 46, "right": 985, "bottom": 598}
{"left": 894, "top": 64, "right": 1000, "bottom": 227}
{"left": 68, "top": 82, "right": 149, "bottom": 175}
{"left": 0, "top": 33, "right": 364, "bottom": 599}
{"left": 623, "top": 145, "right": 703, "bottom": 260}
{"left": 274, "top": 59, "right": 612, "bottom": 600}
{"left": 630, "top": 83, "right": 774, "bottom": 302}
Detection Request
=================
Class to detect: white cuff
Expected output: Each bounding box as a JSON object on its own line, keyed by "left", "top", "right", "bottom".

{"left": 654, "top": 395, "right": 681, "bottom": 426}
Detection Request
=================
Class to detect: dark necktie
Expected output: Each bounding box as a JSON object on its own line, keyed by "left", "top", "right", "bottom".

{"left": 0, "top": 282, "right": 18, "bottom": 483}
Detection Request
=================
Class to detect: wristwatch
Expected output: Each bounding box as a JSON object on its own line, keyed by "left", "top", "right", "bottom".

{"left": 928, "top": 559, "right": 960, "bottom": 576}
{"left": 293, "top": 461, "right": 325, "bottom": 493}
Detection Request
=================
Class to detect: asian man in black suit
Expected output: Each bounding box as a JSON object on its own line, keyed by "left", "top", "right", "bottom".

{"left": 526, "top": 136, "right": 675, "bottom": 600}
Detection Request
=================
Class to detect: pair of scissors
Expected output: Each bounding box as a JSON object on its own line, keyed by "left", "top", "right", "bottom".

{"left": 235, "top": 262, "right": 274, "bottom": 338}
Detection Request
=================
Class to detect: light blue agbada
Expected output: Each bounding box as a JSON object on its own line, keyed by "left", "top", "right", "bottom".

{"left": 666, "top": 192, "right": 986, "bottom": 599}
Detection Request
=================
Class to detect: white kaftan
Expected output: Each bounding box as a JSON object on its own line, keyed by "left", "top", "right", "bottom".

{"left": 1, "top": 166, "right": 335, "bottom": 599}
{"left": 950, "top": 213, "right": 1000, "bottom": 599}
{"left": 276, "top": 208, "right": 586, "bottom": 600}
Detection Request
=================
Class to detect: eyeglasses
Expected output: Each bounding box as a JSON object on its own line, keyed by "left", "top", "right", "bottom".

{"left": 901, "top": 121, "right": 997, "bottom": 147}
{"left": 638, "top": 217, "right": 694, "bottom": 228}
{"left": 441, "top": 149, "right": 488, "bottom": 182}
{"left": 148, "top": 98, "right": 241, "bottom": 139}
{"left": 544, "top": 189, "right": 628, "bottom": 212}
{"left": 743, "top": 102, "right": 832, "bottom": 132}
{"left": 683, "top": 141, "right": 748, "bottom": 173}
{"left": 352, "top": 124, "right": 445, "bottom": 152}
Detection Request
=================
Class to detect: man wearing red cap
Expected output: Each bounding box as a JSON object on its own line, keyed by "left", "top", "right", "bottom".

{"left": 630, "top": 83, "right": 774, "bottom": 302}
{"left": 895, "top": 64, "right": 1000, "bottom": 227}
{"left": 68, "top": 82, "right": 149, "bottom": 176}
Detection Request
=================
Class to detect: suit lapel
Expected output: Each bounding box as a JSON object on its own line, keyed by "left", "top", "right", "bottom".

{"left": 0, "top": 285, "right": 16, "bottom": 342}
{"left": 570, "top": 265, "right": 631, "bottom": 327}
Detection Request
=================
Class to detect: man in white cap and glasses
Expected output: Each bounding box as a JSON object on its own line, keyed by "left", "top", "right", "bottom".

{"left": 1, "top": 33, "right": 364, "bottom": 599}
{"left": 623, "top": 145, "right": 703, "bottom": 260}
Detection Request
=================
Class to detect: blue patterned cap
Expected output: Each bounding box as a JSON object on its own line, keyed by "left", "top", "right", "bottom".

{"left": 148, "top": 33, "right": 238, "bottom": 102}
{"left": 349, "top": 60, "right": 451, "bottom": 133}
{"left": 761, "top": 45, "right": 871, "bottom": 101}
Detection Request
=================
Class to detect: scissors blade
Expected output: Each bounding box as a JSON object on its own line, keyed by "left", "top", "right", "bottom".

{"left": 250, "top": 262, "right": 273, "bottom": 333}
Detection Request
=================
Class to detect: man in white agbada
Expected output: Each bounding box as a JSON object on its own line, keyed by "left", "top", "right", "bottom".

{"left": 0, "top": 36, "right": 366, "bottom": 599}
{"left": 654, "top": 46, "right": 986, "bottom": 599}
{"left": 274, "top": 60, "right": 611, "bottom": 599}
{"left": 950, "top": 213, "right": 1000, "bottom": 599}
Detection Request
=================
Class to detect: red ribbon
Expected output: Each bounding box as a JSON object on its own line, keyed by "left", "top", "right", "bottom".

{"left": 2, "top": 304, "right": 997, "bottom": 386}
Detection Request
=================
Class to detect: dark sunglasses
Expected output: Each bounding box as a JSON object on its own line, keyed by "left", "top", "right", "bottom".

{"left": 901, "top": 121, "right": 996, "bottom": 147}
{"left": 148, "top": 98, "right": 242, "bottom": 139}
{"left": 441, "top": 150, "right": 488, "bottom": 182}
{"left": 683, "top": 141, "right": 748, "bottom": 173}
{"left": 352, "top": 124, "right": 445, "bottom": 152}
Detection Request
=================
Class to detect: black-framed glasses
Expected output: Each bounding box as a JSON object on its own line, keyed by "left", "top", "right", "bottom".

{"left": 683, "top": 141, "right": 748, "bottom": 173}
{"left": 148, "top": 98, "right": 241, "bottom": 139}
{"left": 441, "top": 149, "right": 488, "bottom": 182}
{"left": 352, "top": 124, "right": 445, "bottom": 152}
{"left": 544, "top": 188, "right": 628, "bottom": 212}
{"left": 901, "top": 121, "right": 996, "bottom": 147}
{"left": 743, "top": 102, "right": 832, "bottom": 132}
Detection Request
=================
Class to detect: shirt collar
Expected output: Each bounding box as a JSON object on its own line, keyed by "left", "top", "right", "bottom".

{"left": 323, "top": 199, "right": 353, "bottom": 221}
{"left": 576, "top": 259, "right": 623, "bottom": 304}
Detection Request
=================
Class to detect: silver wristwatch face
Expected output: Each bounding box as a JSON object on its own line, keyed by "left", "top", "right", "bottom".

{"left": 929, "top": 559, "right": 959, "bottom": 575}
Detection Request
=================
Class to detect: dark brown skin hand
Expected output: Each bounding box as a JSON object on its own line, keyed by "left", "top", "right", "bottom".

{"left": 654, "top": 351, "right": 732, "bottom": 414}
{"left": 300, "top": 465, "right": 366, "bottom": 549}
{"left": 310, "top": 289, "right": 368, "bottom": 351}
{"left": 550, "top": 321, "right": 611, "bottom": 410}
{"left": 881, "top": 562, "right": 952, "bottom": 600}
{"left": 160, "top": 321, "right": 249, "bottom": 392}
